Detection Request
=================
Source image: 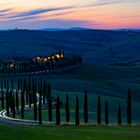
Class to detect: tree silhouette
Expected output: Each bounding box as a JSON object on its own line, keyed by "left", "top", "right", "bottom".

{"left": 118, "top": 103, "right": 122, "bottom": 126}
{"left": 6, "top": 80, "right": 9, "bottom": 90}
{"left": 12, "top": 94, "right": 16, "bottom": 118}
{"left": 65, "top": 93, "right": 70, "bottom": 122}
{"left": 43, "top": 81, "right": 46, "bottom": 104}
{"left": 1, "top": 81, "right": 4, "bottom": 109}
{"left": 48, "top": 84, "right": 52, "bottom": 122}
{"left": 11, "top": 79, "right": 14, "bottom": 90}
{"left": 21, "top": 91, "right": 25, "bottom": 119}
{"left": 15, "top": 90, "right": 19, "bottom": 111}
{"left": 9, "top": 90, "right": 13, "bottom": 113}
{"left": 4, "top": 79, "right": 7, "bottom": 89}
{"left": 17, "top": 79, "right": 20, "bottom": 91}
{"left": 29, "top": 91, "right": 32, "bottom": 107}
{"left": 75, "top": 95, "right": 79, "bottom": 125}
{"left": 33, "top": 89, "right": 37, "bottom": 121}
{"left": 6, "top": 89, "right": 9, "bottom": 116}
{"left": 97, "top": 96, "right": 101, "bottom": 125}
{"left": 38, "top": 90, "right": 42, "bottom": 125}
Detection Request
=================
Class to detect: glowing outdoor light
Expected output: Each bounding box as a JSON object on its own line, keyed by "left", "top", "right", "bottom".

{"left": 37, "top": 57, "right": 40, "bottom": 60}
{"left": 61, "top": 53, "right": 64, "bottom": 58}
{"left": 56, "top": 54, "right": 60, "bottom": 58}
{"left": 10, "top": 64, "right": 14, "bottom": 68}
{"left": 44, "top": 58, "right": 48, "bottom": 62}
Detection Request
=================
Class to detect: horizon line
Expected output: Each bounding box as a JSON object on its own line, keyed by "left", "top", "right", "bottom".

{"left": 0, "top": 27, "right": 140, "bottom": 31}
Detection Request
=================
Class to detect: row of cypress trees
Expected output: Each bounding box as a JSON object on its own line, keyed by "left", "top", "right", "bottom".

{"left": 70, "top": 89, "right": 132, "bottom": 126}
{"left": 0, "top": 78, "right": 49, "bottom": 125}
{"left": 0, "top": 79, "right": 132, "bottom": 126}
{"left": 0, "top": 55, "right": 83, "bottom": 77}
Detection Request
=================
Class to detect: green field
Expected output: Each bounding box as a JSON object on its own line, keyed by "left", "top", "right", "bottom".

{"left": 1, "top": 64, "right": 140, "bottom": 123}
{"left": 23, "top": 64, "right": 140, "bottom": 123}
{"left": 0, "top": 124, "right": 140, "bottom": 140}
{"left": 23, "top": 90, "right": 140, "bottom": 123}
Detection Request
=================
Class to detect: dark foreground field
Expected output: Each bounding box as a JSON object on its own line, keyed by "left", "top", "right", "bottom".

{"left": 0, "top": 124, "right": 140, "bottom": 140}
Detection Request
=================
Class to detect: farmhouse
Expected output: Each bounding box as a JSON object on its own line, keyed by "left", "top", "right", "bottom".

{"left": 33, "top": 51, "right": 64, "bottom": 63}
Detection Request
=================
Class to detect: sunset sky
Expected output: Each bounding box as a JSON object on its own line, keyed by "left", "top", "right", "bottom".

{"left": 0, "top": 0, "right": 140, "bottom": 29}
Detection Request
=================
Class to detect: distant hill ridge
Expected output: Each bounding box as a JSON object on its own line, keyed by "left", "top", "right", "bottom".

{"left": 0, "top": 29, "right": 140, "bottom": 66}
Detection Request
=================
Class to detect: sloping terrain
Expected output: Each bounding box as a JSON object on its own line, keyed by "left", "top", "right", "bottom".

{"left": 0, "top": 30, "right": 140, "bottom": 122}
{"left": 0, "top": 30, "right": 140, "bottom": 66}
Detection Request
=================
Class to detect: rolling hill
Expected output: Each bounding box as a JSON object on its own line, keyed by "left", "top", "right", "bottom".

{"left": 0, "top": 29, "right": 140, "bottom": 66}
{"left": 0, "top": 29, "right": 140, "bottom": 123}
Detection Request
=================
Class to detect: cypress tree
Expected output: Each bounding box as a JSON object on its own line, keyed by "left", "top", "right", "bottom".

{"left": 21, "top": 91, "right": 24, "bottom": 119}
{"left": 48, "top": 84, "right": 52, "bottom": 122}
{"left": 97, "top": 95, "right": 101, "bottom": 126}
{"left": 12, "top": 94, "right": 16, "bottom": 118}
{"left": 20, "top": 79, "right": 23, "bottom": 92}
{"left": 1, "top": 82, "right": 4, "bottom": 109}
{"left": 43, "top": 81, "right": 46, "bottom": 104}
{"left": 0, "top": 80, "right": 3, "bottom": 90}
{"left": 75, "top": 95, "right": 79, "bottom": 125}
{"left": 17, "top": 79, "right": 20, "bottom": 91}
{"left": 15, "top": 90, "right": 19, "bottom": 111}
{"left": 65, "top": 93, "right": 70, "bottom": 122}
{"left": 127, "top": 89, "right": 132, "bottom": 124}
{"left": 11, "top": 79, "right": 14, "bottom": 90}
{"left": 34, "top": 78, "right": 37, "bottom": 92}
{"left": 1, "top": 89, "right": 4, "bottom": 109}
{"left": 84, "top": 89, "right": 88, "bottom": 124}
{"left": 38, "top": 91, "right": 42, "bottom": 125}
{"left": 118, "top": 103, "right": 122, "bottom": 126}
{"left": 26, "top": 91, "right": 29, "bottom": 105}
{"left": 13, "top": 65, "right": 16, "bottom": 75}
{"left": 6, "top": 89, "right": 9, "bottom": 116}
{"left": 28, "top": 78, "right": 31, "bottom": 91}
{"left": 39, "top": 80, "right": 43, "bottom": 102}
{"left": 31, "top": 78, "right": 35, "bottom": 104}
{"left": 33, "top": 89, "right": 37, "bottom": 121}
{"left": 56, "top": 95, "right": 60, "bottom": 125}
{"left": 7, "top": 80, "right": 9, "bottom": 90}
{"left": 8, "top": 66, "right": 10, "bottom": 76}
{"left": 9, "top": 90, "right": 13, "bottom": 113}
{"left": 29, "top": 92, "right": 32, "bottom": 107}
{"left": 105, "top": 101, "right": 109, "bottom": 125}
{"left": 4, "top": 79, "right": 7, "bottom": 89}
{"left": 37, "top": 80, "right": 40, "bottom": 94}
{"left": 23, "top": 79, "right": 27, "bottom": 92}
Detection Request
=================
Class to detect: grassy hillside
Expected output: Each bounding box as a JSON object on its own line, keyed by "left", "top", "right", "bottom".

{"left": 1, "top": 64, "right": 140, "bottom": 100}
{"left": 1, "top": 64, "right": 140, "bottom": 122}
{"left": 0, "top": 29, "right": 140, "bottom": 125}
{"left": 0, "top": 124, "right": 140, "bottom": 140}
{"left": 0, "top": 30, "right": 140, "bottom": 66}
{"left": 23, "top": 90, "right": 140, "bottom": 123}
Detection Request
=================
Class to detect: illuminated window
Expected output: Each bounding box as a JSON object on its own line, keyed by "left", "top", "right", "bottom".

{"left": 10, "top": 64, "right": 14, "bottom": 68}
{"left": 37, "top": 57, "right": 40, "bottom": 60}
{"left": 61, "top": 53, "right": 64, "bottom": 58}
{"left": 56, "top": 54, "right": 60, "bottom": 58}
{"left": 44, "top": 58, "right": 48, "bottom": 62}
